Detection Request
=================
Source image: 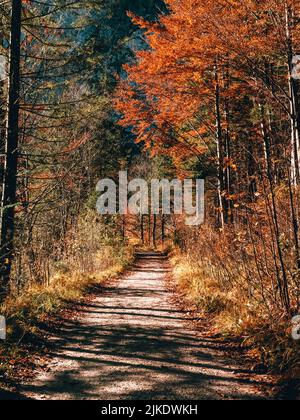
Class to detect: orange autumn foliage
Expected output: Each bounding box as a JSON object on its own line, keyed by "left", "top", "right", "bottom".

{"left": 115, "top": 0, "right": 300, "bottom": 167}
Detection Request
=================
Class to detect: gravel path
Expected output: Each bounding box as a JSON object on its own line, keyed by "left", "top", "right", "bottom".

{"left": 20, "top": 253, "right": 271, "bottom": 400}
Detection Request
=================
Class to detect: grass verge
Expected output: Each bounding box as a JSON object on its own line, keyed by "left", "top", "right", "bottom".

{"left": 0, "top": 246, "right": 134, "bottom": 391}
{"left": 171, "top": 252, "right": 300, "bottom": 383}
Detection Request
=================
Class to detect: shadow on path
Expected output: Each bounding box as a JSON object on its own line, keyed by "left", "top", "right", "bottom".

{"left": 19, "top": 253, "right": 272, "bottom": 400}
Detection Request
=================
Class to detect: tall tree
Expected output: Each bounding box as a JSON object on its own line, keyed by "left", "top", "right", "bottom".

{"left": 0, "top": 0, "right": 22, "bottom": 296}
{"left": 115, "top": 0, "right": 300, "bottom": 314}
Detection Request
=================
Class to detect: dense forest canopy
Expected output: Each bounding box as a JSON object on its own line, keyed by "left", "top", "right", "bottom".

{"left": 115, "top": 0, "right": 300, "bottom": 318}
{"left": 0, "top": 0, "right": 165, "bottom": 294}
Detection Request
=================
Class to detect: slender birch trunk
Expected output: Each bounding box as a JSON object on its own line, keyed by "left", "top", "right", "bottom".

{"left": 214, "top": 62, "right": 225, "bottom": 229}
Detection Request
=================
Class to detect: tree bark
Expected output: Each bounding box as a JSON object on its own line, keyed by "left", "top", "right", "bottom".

{"left": 161, "top": 214, "right": 165, "bottom": 243}
{"left": 214, "top": 62, "right": 225, "bottom": 229}
{"left": 152, "top": 214, "right": 157, "bottom": 249}
{"left": 260, "top": 102, "right": 291, "bottom": 314}
{"left": 140, "top": 214, "right": 144, "bottom": 245}
{"left": 0, "top": 0, "right": 22, "bottom": 297}
{"left": 0, "top": 32, "right": 6, "bottom": 199}
{"left": 285, "top": 4, "right": 300, "bottom": 185}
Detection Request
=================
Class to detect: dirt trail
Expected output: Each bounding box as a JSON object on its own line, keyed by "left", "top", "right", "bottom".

{"left": 20, "top": 253, "right": 272, "bottom": 400}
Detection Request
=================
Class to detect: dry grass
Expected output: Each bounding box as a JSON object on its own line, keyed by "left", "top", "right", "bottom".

{"left": 0, "top": 241, "right": 134, "bottom": 388}
{"left": 3, "top": 249, "right": 132, "bottom": 338}
{"left": 172, "top": 253, "right": 248, "bottom": 331}
{"left": 171, "top": 236, "right": 300, "bottom": 376}
{"left": 3, "top": 244, "right": 133, "bottom": 335}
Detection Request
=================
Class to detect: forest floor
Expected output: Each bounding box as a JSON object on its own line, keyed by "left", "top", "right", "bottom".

{"left": 5, "top": 253, "right": 282, "bottom": 400}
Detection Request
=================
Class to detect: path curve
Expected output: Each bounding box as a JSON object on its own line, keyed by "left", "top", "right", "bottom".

{"left": 21, "top": 253, "right": 270, "bottom": 400}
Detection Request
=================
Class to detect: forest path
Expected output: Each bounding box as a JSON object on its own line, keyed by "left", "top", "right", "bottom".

{"left": 21, "top": 253, "right": 272, "bottom": 400}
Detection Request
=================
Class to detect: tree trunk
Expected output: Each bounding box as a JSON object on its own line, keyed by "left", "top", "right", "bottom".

{"left": 148, "top": 215, "right": 151, "bottom": 247}
{"left": 214, "top": 62, "right": 225, "bottom": 229}
{"left": 0, "top": 31, "right": 6, "bottom": 201}
{"left": 140, "top": 214, "right": 144, "bottom": 245}
{"left": 152, "top": 214, "right": 157, "bottom": 249}
{"left": 0, "top": 0, "right": 22, "bottom": 297}
{"left": 285, "top": 4, "right": 300, "bottom": 185}
{"left": 161, "top": 214, "right": 165, "bottom": 243}
{"left": 0, "top": 77, "right": 5, "bottom": 198}
{"left": 260, "top": 102, "right": 291, "bottom": 314}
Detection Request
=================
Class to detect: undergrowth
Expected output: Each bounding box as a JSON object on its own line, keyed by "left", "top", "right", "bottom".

{"left": 171, "top": 249, "right": 300, "bottom": 379}
{"left": 0, "top": 230, "right": 134, "bottom": 389}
